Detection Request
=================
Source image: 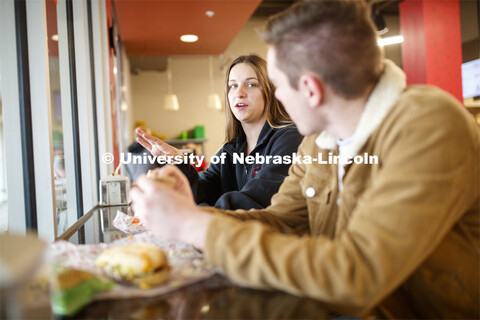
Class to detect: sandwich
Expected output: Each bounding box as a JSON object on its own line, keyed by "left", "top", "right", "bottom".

{"left": 50, "top": 268, "right": 114, "bottom": 316}
{"left": 95, "top": 243, "right": 170, "bottom": 289}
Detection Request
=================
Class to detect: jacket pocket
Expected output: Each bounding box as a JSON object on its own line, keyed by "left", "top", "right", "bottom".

{"left": 304, "top": 187, "right": 337, "bottom": 238}
{"left": 300, "top": 162, "right": 337, "bottom": 237}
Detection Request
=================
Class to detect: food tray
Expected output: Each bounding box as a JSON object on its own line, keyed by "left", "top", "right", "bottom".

{"left": 47, "top": 232, "right": 216, "bottom": 300}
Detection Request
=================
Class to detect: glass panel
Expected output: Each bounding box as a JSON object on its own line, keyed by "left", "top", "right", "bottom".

{"left": 0, "top": 84, "right": 7, "bottom": 233}
{"left": 46, "top": 0, "right": 68, "bottom": 234}
{"left": 59, "top": 205, "right": 132, "bottom": 244}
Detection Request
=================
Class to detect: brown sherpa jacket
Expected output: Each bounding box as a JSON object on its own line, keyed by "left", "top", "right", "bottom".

{"left": 202, "top": 61, "right": 480, "bottom": 318}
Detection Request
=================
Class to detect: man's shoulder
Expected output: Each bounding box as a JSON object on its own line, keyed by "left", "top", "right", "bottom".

{"left": 399, "top": 85, "right": 465, "bottom": 116}
{"left": 299, "top": 133, "right": 318, "bottom": 145}
{"left": 295, "top": 134, "right": 320, "bottom": 154}
{"left": 388, "top": 85, "right": 475, "bottom": 130}
{"left": 376, "top": 85, "right": 480, "bottom": 151}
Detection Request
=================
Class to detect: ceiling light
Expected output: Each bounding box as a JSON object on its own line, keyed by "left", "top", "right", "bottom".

{"left": 51, "top": 34, "right": 58, "bottom": 41}
{"left": 180, "top": 34, "right": 198, "bottom": 43}
{"left": 207, "top": 93, "right": 222, "bottom": 111}
{"left": 373, "top": 14, "right": 388, "bottom": 35}
{"left": 164, "top": 94, "right": 179, "bottom": 111}
{"left": 207, "top": 56, "right": 222, "bottom": 111}
{"left": 371, "top": 4, "right": 388, "bottom": 36}
{"left": 377, "top": 35, "right": 404, "bottom": 47}
{"left": 164, "top": 57, "right": 180, "bottom": 111}
{"left": 205, "top": 10, "right": 215, "bottom": 17}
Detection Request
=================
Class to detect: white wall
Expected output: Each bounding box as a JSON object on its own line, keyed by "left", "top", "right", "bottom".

{"left": 130, "top": 17, "right": 269, "bottom": 160}
{"left": 224, "top": 17, "right": 268, "bottom": 58}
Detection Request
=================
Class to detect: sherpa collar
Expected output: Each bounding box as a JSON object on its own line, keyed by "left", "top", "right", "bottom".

{"left": 315, "top": 60, "right": 406, "bottom": 158}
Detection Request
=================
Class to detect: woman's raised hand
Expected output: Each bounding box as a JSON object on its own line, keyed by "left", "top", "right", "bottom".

{"left": 136, "top": 127, "right": 182, "bottom": 158}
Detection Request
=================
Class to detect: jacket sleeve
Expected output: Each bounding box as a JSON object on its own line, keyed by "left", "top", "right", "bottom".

{"left": 203, "top": 94, "right": 480, "bottom": 314}
{"left": 201, "top": 135, "right": 313, "bottom": 235}
{"left": 177, "top": 152, "right": 224, "bottom": 206}
{"left": 214, "top": 127, "right": 304, "bottom": 210}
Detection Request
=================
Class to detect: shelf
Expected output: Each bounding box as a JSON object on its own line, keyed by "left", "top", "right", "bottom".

{"left": 164, "top": 138, "right": 207, "bottom": 155}
{"left": 164, "top": 138, "right": 207, "bottom": 145}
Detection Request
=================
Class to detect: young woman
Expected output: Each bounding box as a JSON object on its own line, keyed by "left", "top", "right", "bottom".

{"left": 136, "top": 54, "right": 302, "bottom": 210}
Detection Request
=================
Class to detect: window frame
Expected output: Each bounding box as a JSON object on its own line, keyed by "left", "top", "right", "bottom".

{"left": 0, "top": 0, "right": 115, "bottom": 241}
{"left": 0, "top": 0, "right": 28, "bottom": 235}
{"left": 25, "top": 0, "right": 56, "bottom": 240}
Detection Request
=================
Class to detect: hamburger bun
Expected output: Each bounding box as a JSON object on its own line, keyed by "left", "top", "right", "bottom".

{"left": 95, "top": 243, "right": 170, "bottom": 289}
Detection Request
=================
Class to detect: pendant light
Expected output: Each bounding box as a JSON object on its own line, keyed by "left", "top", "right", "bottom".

{"left": 163, "top": 57, "right": 179, "bottom": 111}
{"left": 372, "top": 4, "right": 388, "bottom": 35}
{"left": 207, "top": 56, "right": 222, "bottom": 111}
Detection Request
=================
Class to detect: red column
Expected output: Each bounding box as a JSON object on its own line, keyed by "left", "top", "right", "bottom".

{"left": 399, "top": 0, "right": 463, "bottom": 101}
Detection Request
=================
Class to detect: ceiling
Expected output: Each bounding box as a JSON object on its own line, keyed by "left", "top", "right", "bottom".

{"left": 113, "top": 0, "right": 265, "bottom": 56}
{"left": 45, "top": 0, "right": 294, "bottom": 58}
{"left": 46, "top": 0, "right": 58, "bottom": 56}
{"left": 45, "top": 0, "right": 477, "bottom": 64}
{"left": 113, "top": 0, "right": 404, "bottom": 57}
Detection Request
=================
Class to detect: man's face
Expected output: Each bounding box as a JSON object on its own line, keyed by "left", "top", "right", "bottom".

{"left": 266, "top": 47, "right": 322, "bottom": 136}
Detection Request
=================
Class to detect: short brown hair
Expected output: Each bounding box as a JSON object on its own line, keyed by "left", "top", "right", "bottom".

{"left": 263, "top": 0, "right": 383, "bottom": 99}
{"left": 224, "top": 54, "right": 292, "bottom": 142}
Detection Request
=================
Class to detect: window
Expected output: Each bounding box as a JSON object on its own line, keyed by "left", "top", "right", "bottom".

{"left": 0, "top": 0, "right": 120, "bottom": 241}
{"left": 0, "top": 88, "right": 7, "bottom": 233}
{"left": 46, "top": 0, "right": 69, "bottom": 234}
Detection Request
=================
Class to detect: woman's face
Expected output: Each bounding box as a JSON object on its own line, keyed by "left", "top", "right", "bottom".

{"left": 227, "top": 63, "right": 266, "bottom": 127}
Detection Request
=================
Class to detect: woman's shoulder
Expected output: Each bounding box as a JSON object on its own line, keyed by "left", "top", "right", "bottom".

{"left": 218, "top": 138, "right": 239, "bottom": 155}
{"left": 271, "top": 123, "right": 302, "bottom": 138}
{"left": 267, "top": 124, "right": 303, "bottom": 151}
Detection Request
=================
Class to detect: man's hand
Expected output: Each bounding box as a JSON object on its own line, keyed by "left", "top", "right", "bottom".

{"left": 130, "top": 174, "right": 211, "bottom": 249}
{"left": 136, "top": 127, "right": 182, "bottom": 158}
{"left": 147, "top": 166, "right": 194, "bottom": 201}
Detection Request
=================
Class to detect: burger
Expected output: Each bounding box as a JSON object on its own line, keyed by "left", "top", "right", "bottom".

{"left": 95, "top": 243, "right": 171, "bottom": 289}
{"left": 50, "top": 268, "right": 114, "bottom": 316}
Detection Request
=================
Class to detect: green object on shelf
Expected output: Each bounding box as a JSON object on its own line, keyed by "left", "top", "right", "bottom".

{"left": 177, "top": 126, "right": 204, "bottom": 140}
{"left": 189, "top": 125, "right": 205, "bottom": 139}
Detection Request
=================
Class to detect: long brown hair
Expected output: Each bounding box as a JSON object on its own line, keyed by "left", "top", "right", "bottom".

{"left": 224, "top": 54, "right": 292, "bottom": 142}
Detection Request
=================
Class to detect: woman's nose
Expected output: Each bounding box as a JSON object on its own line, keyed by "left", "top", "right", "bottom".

{"left": 236, "top": 85, "right": 246, "bottom": 97}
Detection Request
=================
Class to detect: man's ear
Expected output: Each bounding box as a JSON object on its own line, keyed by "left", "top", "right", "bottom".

{"left": 299, "top": 74, "right": 323, "bottom": 108}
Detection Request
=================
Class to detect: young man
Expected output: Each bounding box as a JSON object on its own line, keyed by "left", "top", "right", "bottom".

{"left": 131, "top": 0, "right": 479, "bottom": 317}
